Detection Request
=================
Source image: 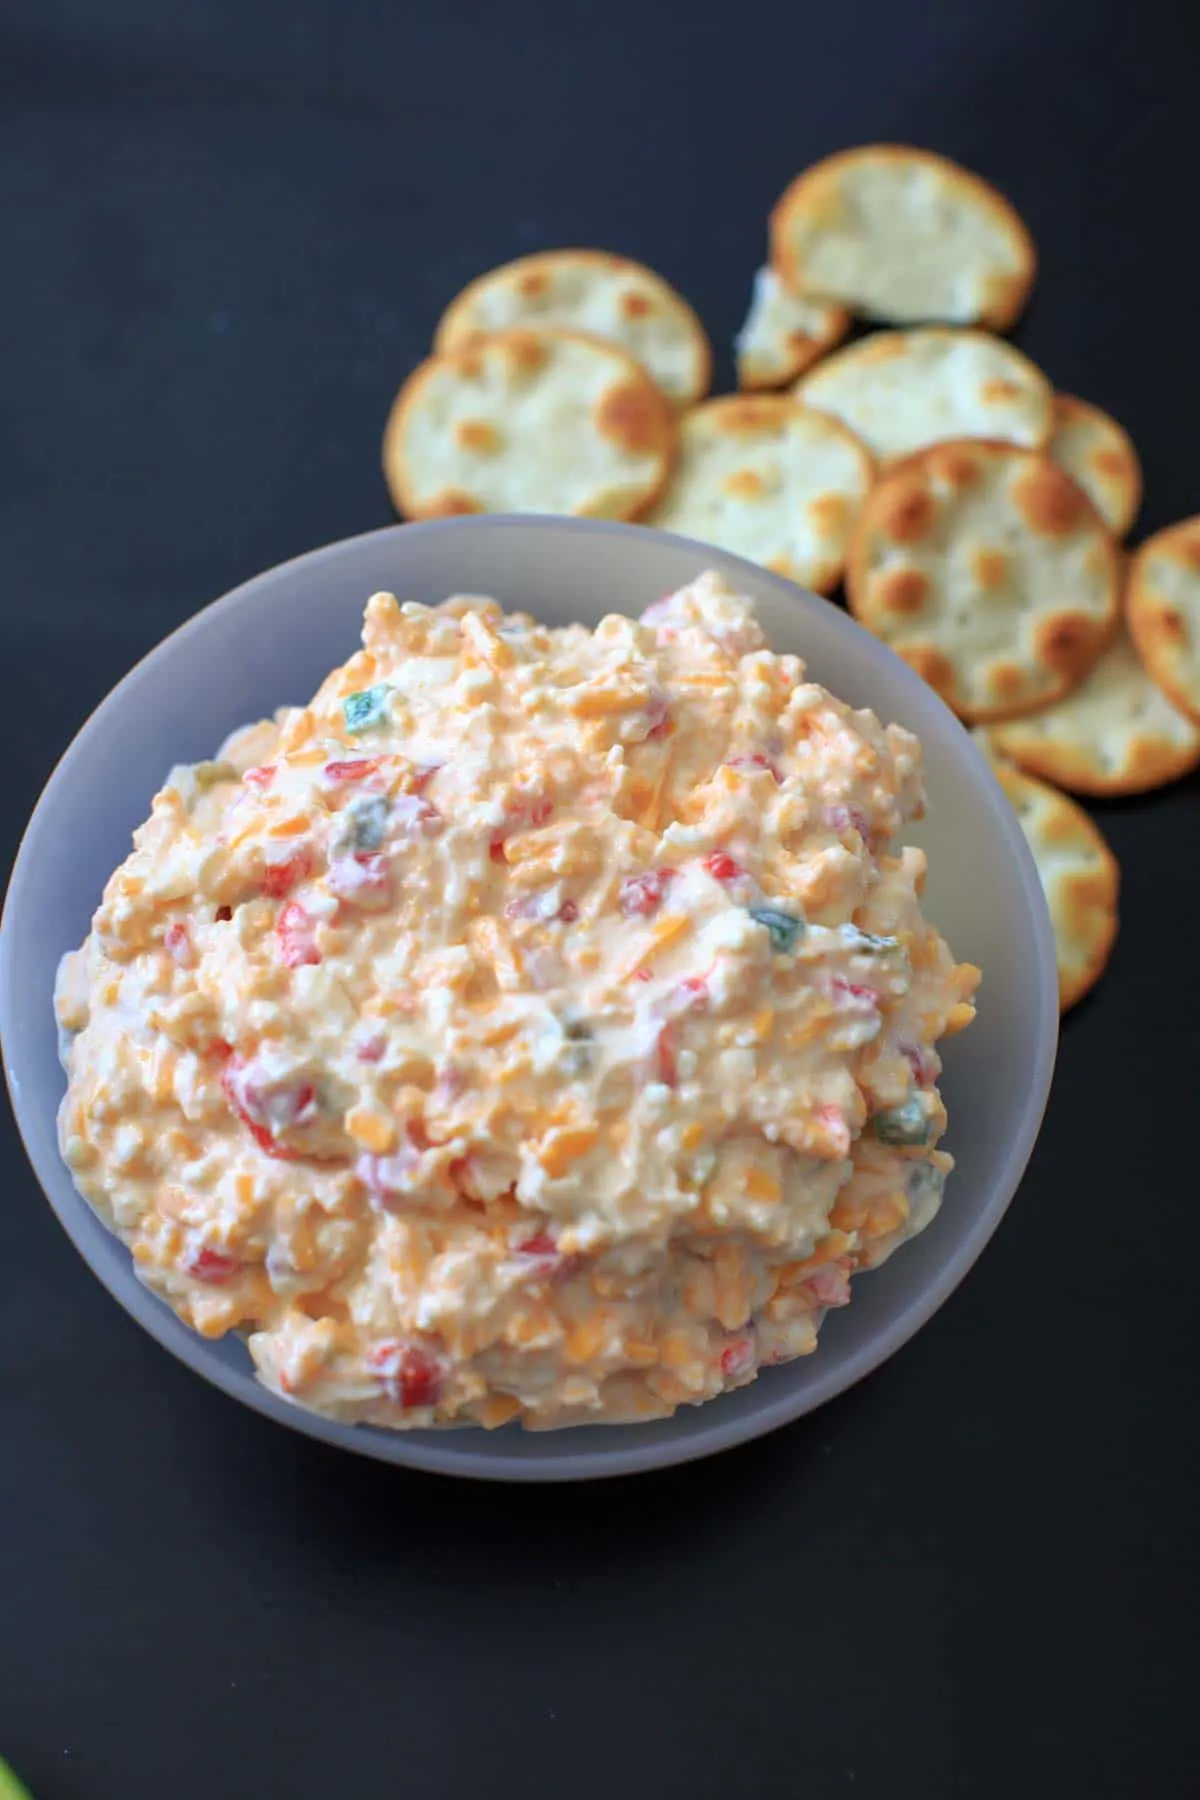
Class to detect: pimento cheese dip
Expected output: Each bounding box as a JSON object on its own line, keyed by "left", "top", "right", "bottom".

{"left": 55, "top": 574, "right": 978, "bottom": 1430}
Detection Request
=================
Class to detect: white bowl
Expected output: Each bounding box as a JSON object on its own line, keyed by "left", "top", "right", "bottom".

{"left": 0, "top": 518, "right": 1057, "bottom": 1481}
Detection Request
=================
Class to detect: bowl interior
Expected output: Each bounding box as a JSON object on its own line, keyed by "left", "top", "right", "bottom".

{"left": 0, "top": 517, "right": 1057, "bottom": 1480}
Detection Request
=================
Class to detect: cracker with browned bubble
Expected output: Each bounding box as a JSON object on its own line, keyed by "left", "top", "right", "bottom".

{"left": 734, "top": 267, "right": 850, "bottom": 390}
{"left": 770, "top": 145, "right": 1035, "bottom": 330}
{"left": 644, "top": 395, "right": 874, "bottom": 593}
{"left": 989, "top": 756, "right": 1119, "bottom": 1012}
{"left": 986, "top": 628, "right": 1200, "bottom": 794}
{"left": 1127, "top": 516, "right": 1200, "bottom": 724}
{"left": 845, "top": 440, "right": 1120, "bottom": 722}
{"left": 433, "top": 250, "right": 711, "bottom": 406}
{"left": 795, "top": 327, "right": 1052, "bottom": 463}
{"left": 1048, "top": 394, "right": 1141, "bottom": 538}
{"left": 382, "top": 328, "right": 676, "bottom": 522}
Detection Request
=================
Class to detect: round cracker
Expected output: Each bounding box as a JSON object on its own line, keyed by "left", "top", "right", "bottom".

{"left": 1127, "top": 516, "right": 1200, "bottom": 723}
{"left": 795, "top": 327, "right": 1052, "bottom": 464}
{"left": 734, "top": 266, "right": 850, "bottom": 391}
{"left": 644, "top": 394, "right": 874, "bottom": 593}
{"left": 1048, "top": 394, "right": 1141, "bottom": 538}
{"left": 989, "top": 756, "right": 1119, "bottom": 1012}
{"left": 382, "top": 328, "right": 676, "bottom": 522}
{"left": 769, "top": 145, "right": 1035, "bottom": 330}
{"left": 846, "top": 440, "right": 1121, "bottom": 722}
{"left": 433, "top": 250, "right": 711, "bottom": 406}
{"left": 986, "top": 627, "right": 1200, "bottom": 795}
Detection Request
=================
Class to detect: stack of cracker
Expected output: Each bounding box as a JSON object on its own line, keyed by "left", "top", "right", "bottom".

{"left": 381, "top": 146, "right": 1200, "bottom": 1010}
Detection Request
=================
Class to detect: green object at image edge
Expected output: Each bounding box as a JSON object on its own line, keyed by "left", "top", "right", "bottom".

{"left": 0, "top": 1759, "right": 32, "bottom": 1800}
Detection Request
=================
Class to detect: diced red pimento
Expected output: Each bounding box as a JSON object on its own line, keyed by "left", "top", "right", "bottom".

{"left": 831, "top": 977, "right": 880, "bottom": 1008}
{"left": 515, "top": 1232, "right": 557, "bottom": 1258}
{"left": 276, "top": 900, "right": 320, "bottom": 967}
{"left": 183, "top": 1244, "right": 241, "bottom": 1285}
{"left": 221, "top": 1055, "right": 314, "bottom": 1160}
{"left": 355, "top": 1031, "right": 386, "bottom": 1064}
{"left": 491, "top": 792, "right": 553, "bottom": 861}
{"left": 639, "top": 594, "right": 676, "bottom": 626}
{"left": 727, "top": 752, "right": 782, "bottom": 782}
{"left": 241, "top": 1119, "right": 299, "bottom": 1160}
{"left": 645, "top": 695, "right": 672, "bottom": 740}
{"left": 328, "top": 853, "right": 392, "bottom": 909}
{"left": 902, "top": 1042, "right": 937, "bottom": 1086}
{"left": 261, "top": 847, "right": 314, "bottom": 899}
{"left": 658, "top": 971, "right": 709, "bottom": 1013}
{"left": 513, "top": 1232, "right": 583, "bottom": 1282}
{"left": 827, "top": 803, "right": 874, "bottom": 842}
{"left": 243, "top": 764, "right": 276, "bottom": 789}
{"left": 815, "top": 1103, "right": 851, "bottom": 1157}
{"left": 323, "top": 757, "right": 380, "bottom": 783}
{"left": 164, "top": 921, "right": 192, "bottom": 966}
{"left": 391, "top": 793, "right": 443, "bottom": 839}
{"left": 503, "top": 891, "right": 572, "bottom": 923}
{"left": 411, "top": 762, "right": 442, "bottom": 794}
{"left": 704, "top": 851, "right": 745, "bottom": 883}
{"left": 654, "top": 1022, "right": 678, "bottom": 1087}
{"left": 447, "top": 1153, "right": 482, "bottom": 1199}
{"left": 355, "top": 1142, "right": 421, "bottom": 1205}
{"left": 620, "top": 868, "right": 676, "bottom": 919}
{"left": 368, "top": 1340, "right": 443, "bottom": 1409}
{"left": 803, "top": 1264, "right": 852, "bottom": 1309}
{"left": 720, "top": 1335, "right": 756, "bottom": 1380}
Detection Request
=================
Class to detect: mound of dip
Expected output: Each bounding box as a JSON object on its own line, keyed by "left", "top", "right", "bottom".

{"left": 55, "top": 574, "right": 978, "bottom": 1430}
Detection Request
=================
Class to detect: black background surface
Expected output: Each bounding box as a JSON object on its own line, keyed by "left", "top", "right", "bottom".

{"left": 2, "top": 4, "right": 1199, "bottom": 1796}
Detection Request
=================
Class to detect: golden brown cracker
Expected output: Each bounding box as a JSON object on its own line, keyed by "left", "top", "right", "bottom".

{"left": 383, "top": 328, "right": 676, "bottom": 522}
{"left": 989, "top": 757, "right": 1119, "bottom": 1011}
{"left": 734, "top": 266, "right": 850, "bottom": 390}
{"left": 1048, "top": 394, "right": 1141, "bottom": 538}
{"left": 644, "top": 395, "right": 873, "bottom": 593}
{"left": 846, "top": 441, "right": 1120, "bottom": 722}
{"left": 770, "top": 145, "right": 1035, "bottom": 329}
{"left": 433, "top": 250, "right": 711, "bottom": 405}
{"left": 987, "top": 627, "right": 1200, "bottom": 794}
{"left": 795, "top": 328, "right": 1052, "bottom": 463}
{"left": 1127, "top": 516, "right": 1200, "bottom": 724}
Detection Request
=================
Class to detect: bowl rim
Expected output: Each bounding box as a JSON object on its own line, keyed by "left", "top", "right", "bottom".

{"left": 0, "top": 515, "right": 1058, "bottom": 1481}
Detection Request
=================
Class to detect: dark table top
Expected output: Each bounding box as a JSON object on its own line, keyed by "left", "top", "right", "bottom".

{"left": 3, "top": 4, "right": 1199, "bottom": 1796}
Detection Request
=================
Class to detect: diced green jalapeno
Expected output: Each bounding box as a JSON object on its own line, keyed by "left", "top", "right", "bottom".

{"left": 343, "top": 685, "right": 391, "bottom": 734}
{"left": 841, "top": 925, "right": 899, "bottom": 953}
{"left": 906, "top": 1160, "right": 946, "bottom": 1207}
{"left": 347, "top": 794, "right": 389, "bottom": 851}
{"left": 872, "top": 1099, "right": 931, "bottom": 1146}
{"left": 747, "top": 905, "right": 805, "bottom": 954}
{"left": 561, "top": 1017, "right": 594, "bottom": 1077}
